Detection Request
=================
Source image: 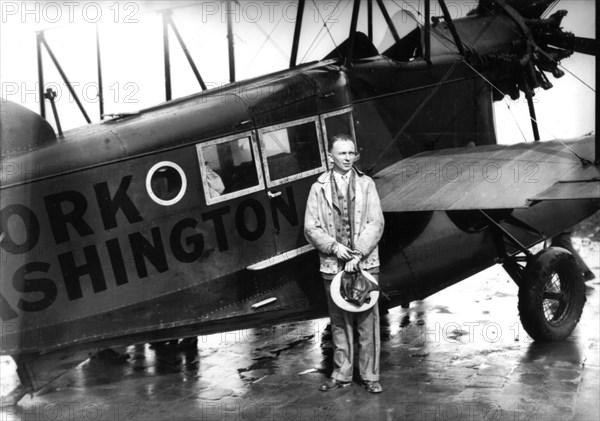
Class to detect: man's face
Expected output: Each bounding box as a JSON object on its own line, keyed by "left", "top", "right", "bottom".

{"left": 329, "top": 140, "right": 356, "bottom": 174}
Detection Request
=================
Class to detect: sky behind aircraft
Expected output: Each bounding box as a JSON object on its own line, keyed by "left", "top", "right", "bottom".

{"left": 0, "top": 0, "right": 595, "bottom": 143}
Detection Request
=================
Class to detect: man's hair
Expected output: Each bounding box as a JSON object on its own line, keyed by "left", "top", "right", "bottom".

{"left": 328, "top": 133, "right": 355, "bottom": 152}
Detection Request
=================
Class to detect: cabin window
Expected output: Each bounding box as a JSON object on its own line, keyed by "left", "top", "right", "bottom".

{"left": 146, "top": 161, "right": 187, "bottom": 206}
{"left": 258, "top": 117, "right": 325, "bottom": 187}
{"left": 321, "top": 109, "right": 357, "bottom": 168}
{"left": 196, "top": 132, "right": 264, "bottom": 205}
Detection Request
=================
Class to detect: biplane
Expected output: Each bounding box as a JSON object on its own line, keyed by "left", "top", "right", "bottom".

{"left": 0, "top": 0, "right": 597, "bottom": 403}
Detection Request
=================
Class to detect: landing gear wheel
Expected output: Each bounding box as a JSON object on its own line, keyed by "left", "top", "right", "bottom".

{"left": 518, "top": 247, "right": 586, "bottom": 341}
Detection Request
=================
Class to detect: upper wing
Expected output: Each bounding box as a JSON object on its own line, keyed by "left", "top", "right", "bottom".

{"left": 374, "top": 135, "right": 599, "bottom": 212}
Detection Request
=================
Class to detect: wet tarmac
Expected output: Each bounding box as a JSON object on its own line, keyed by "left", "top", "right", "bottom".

{"left": 1, "top": 242, "right": 598, "bottom": 421}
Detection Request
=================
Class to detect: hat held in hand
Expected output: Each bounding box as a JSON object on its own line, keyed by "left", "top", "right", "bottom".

{"left": 331, "top": 269, "right": 380, "bottom": 312}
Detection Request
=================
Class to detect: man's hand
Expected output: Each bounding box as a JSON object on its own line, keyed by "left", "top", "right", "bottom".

{"left": 344, "top": 256, "right": 360, "bottom": 272}
{"left": 344, "top": 250, "right": 363, "bottom": 272}
{"left": 334, "top": 243, "right": 354, "bottom": 261}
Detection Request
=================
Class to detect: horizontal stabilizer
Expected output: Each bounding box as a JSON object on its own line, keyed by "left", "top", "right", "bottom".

{"left": 374, "top": 135, "right": 597, "bottom": 212}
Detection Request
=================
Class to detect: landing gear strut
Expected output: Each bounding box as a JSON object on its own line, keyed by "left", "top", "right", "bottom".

{"left": 482, "top": 211, "right": 586, "bottom": 342}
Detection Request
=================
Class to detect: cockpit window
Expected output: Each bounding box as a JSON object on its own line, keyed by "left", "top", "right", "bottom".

{"left": 196, "top": 132, "right": 264, "bottom": 204}
{"left": 258, "top": 117, "right": 326, "bottom": 187}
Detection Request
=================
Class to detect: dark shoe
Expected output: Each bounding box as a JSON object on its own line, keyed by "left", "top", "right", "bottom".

{"left": 583, "top": 271, "right": 596, "bottom": 281}
{"left": 319, "top": 378, "right": 350, "bottom": 391}
{"left": 363, "top": 380, "right": 383, "bottom": 393}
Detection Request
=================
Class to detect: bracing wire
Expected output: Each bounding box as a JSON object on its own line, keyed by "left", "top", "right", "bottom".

{"left": 368, "top": 0, "right": 592, "bottom": 169}
{"left": 461, "top": 58, "right": 591, "bottom": 161}
{"left": 408, "top": 0, "right": 596, "bottom": 151}
{"left": 247, "top": 15, "right": 289, "bottom": 67}
{"left": 395, "top": 0, "right": 423, "bottom": 22}
{"left": 558, "top": 63, "right": 595, "bottom": 93}
{"left": 231, "top": 0, "right": 289, "bottom": 66}
{"left": 503, "top": 99, "right": 529, "bottom": 143}
{"left": 300, "top": 0, "right": 349, "bottom": 63}
{"left": 299, "top": 25, "right": 328, "bottom": 64}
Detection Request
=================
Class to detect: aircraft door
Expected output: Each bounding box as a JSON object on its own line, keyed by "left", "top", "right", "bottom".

{"left": 257, "top": 116, "right": 326, "bottom": 256}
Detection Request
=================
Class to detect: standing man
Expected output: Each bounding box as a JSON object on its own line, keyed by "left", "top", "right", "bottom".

{"left": 304, "top": 133, "right": 385, "bottom": 393}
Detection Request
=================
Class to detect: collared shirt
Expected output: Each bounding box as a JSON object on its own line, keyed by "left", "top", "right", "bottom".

{"left": 333, "top": 171, "right": 350, "bottom": 198}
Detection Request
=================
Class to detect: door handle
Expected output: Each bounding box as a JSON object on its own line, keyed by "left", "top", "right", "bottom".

{"left": 268, "top": 190, "right": 282, "bottom": 198}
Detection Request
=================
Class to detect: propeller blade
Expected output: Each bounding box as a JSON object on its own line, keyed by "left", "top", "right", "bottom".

{"left": 570, "top": 37, "right": 598, "bottom": 56}
{"left": 545, "top": 34, "right": 597, "bottom": 56}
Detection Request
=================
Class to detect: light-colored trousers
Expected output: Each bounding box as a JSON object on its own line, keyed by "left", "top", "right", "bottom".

{"left": 323, "top": 271, "right": 380, "bottom": 382}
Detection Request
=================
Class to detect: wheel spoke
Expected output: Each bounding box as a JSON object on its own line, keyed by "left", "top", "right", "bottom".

{"left": 543, "top": 300, "right": 560, "bottom": 320}
{"left": 541, "top": 271, "right": 572, "bottom": 324}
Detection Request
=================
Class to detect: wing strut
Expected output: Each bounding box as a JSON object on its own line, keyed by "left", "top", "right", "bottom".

{"left": 162, "top": 11, "right": 172, "bottom": 101}
{"left": 345, "top": 0, "right": 362, "bottom": 67}
{"left": 424, "top": 0, "right": 431, "bottom": 64}
{"left": 163, "top": 11, "right": 208, "bottom": 91}
{"left": 367, "top": 0, "right": 373, "bottom": 41}
{"left": 375, "top": 0, "right": 401, "bottom": 45}
{"left": 480, "top": 210, "right": 533, "bottom": 259}
{"left": 226, "top": 0, "right": 236, "bottom": 82}
{"left": 438, "top": 0, "right": 466, "bottom": 56}
{"left": 36, "top": 31, "right": 91, "bottom": 123}
{"left": 95, "top": 24, "right": 105, "bottom": 118}
{"left": 289, "top": 0, "right": 306, "bottom": 67}
{"left": 522, "top": 71, "right": 541, "bottom": 141}
{"left": 495, "top": 0, "right": 545, "bottom": 142}
{"left": 36, "top": 33, "right": 45, "bottom": 118}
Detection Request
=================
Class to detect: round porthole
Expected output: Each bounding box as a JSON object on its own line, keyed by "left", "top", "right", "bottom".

{"left": 146, "top": 161, "right": 187, "bottom": 206}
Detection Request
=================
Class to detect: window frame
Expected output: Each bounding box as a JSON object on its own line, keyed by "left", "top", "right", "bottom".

{"left": 320, "top": 107, "right": 357, "bottom": 170}
{"left": 196, "top": 131, "right": 265, "bottom": 206}
{"left": 257, "top": 116, "right": 326, "bottom": 188}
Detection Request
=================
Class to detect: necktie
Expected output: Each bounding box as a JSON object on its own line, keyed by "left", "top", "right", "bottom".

{"left": 338, "top": 175, "right": 348, "bottom": 198}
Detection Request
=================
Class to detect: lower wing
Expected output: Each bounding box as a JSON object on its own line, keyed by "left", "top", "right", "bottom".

{"left": 374, "top": 135, "right": 599, "bottom": 212}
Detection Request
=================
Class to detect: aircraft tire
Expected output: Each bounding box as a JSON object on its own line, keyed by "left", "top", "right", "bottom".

{"left": 518, "top": 247, "right": 586, "bottom": 342}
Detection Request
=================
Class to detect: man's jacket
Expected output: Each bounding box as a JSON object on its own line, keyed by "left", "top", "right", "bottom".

{"left": 304, "top": 168, "right": 384, "bottom": 275}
